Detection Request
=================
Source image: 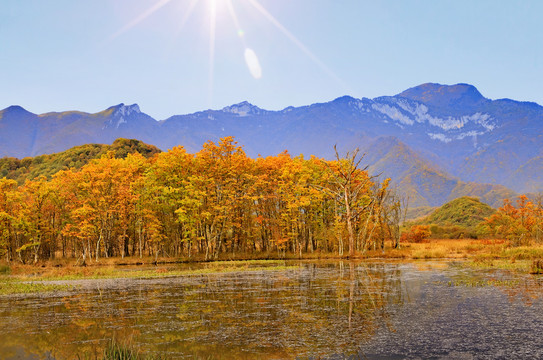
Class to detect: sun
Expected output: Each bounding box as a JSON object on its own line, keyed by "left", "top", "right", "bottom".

{"left": 108, "top": 0, "right": 341, "bottom": 106}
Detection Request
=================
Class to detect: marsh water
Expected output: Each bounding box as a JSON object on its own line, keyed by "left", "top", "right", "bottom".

{"left": 2, "top": 261, "right": 543, "bottom": 359}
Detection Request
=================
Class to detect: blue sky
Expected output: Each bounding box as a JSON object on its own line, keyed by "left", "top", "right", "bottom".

{"left": 1, "top": 0, "right": 541, "bottom": 119}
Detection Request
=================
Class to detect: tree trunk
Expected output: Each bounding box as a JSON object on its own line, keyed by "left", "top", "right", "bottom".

{"left": 344, "top": 188, "right": 355, "bottom": 257}
{"left": 96, "top": 230, "right": 102, "bottom": 262}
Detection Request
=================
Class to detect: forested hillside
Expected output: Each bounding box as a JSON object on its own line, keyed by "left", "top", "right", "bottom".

{"left": 0, "top": 138, "right": 161, "bottom": 184}
{"left": 422, "top": 197, "right": 496, "bottom": 228}
{"left": 362, "top": 137, "right": 516, "bottom": 207}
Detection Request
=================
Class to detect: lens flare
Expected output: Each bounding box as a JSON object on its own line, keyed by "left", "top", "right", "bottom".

{"left": 106, "top": 0, "right": 346, "bottom": 101}
{"left": 109, "top": 0, "right": 172, "bottom": 41}
{"left": 226, "top": 0, "right": 246, "bottom": 44}
{"left": 226, "top": 0, "right": 261, "bottom": 79}
{"left": 244, "top": 48, "right": 262, "bottom": 79}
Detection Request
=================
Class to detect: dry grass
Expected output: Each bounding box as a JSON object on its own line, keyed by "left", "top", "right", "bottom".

{"left": 3, "top": 238, "right": 543, "bottom": 292}
{"left": 404, "top": 239, "right": 480, "bottom": 259}
{"left": 3, "top": 261, "right": 297, "bottom": 283}
{"left": 359, "top": 238, "right": 543, "bottom": 271}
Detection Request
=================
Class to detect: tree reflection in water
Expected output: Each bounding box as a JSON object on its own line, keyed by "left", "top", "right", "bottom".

{"left": 1, "top": 261, "right": 540, "bottom": 359}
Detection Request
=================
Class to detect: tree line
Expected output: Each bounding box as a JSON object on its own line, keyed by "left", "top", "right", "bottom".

{"left": 482, "top": 195, "right": 543, "bottom": 245}
{"left": 0, "top": 137, "right": 404, "bottom": 264}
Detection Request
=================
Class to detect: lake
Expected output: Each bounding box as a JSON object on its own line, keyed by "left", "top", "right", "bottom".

{"left": 1, "top": 260, "right": 543, "bottom": 359}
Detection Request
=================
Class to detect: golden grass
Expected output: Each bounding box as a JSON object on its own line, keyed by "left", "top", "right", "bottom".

{"left": 403, "top": 239, "right": 479, "bottom": 259}
{"left": 408, "top": 238, "right": 543, "bottom": 273}
{"left": 466, "top": 259, "right": 532, "bottom": 272}
{"left": 0, "top": 260, "right": 300, "bottom": 295}
{"left": 2, "top": 238, "right": 543, "bottom": 295}
{"left": 0, "top": 279, "right": 76, "bottom": 295}
{"left": 3, "top": 261, "right": 297, "bottom": 282}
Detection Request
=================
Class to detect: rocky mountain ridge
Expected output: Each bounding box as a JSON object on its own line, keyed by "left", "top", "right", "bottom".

{"left": 2, "top": 83, "right": 541, "bottom": 205}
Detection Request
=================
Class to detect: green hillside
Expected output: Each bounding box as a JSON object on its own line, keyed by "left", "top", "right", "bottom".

{"left": 411, "top": 196, "right": 496, "bottom": 239}
{"left": 0, "top": 138, "right": 161, "bottom": 184}
{"left": 424, "top": 196, "right": 495, "bottom": 227}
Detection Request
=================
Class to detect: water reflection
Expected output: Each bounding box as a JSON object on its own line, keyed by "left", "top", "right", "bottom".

{"left": 0, "top": 261, "right": 542, "bottom": 359}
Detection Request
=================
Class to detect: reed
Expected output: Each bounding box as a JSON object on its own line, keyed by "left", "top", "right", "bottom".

{"left": 77, "top": 339, "right": 161, "bottom": 360}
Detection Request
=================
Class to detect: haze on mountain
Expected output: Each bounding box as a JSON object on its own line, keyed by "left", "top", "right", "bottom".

{"left": 1, "top": 82, "right": 540, "bottom": 207}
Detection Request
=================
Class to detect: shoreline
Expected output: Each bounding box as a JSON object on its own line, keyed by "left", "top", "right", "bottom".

{"left": 2, "top": 238, "right": 543, "bottom": 295}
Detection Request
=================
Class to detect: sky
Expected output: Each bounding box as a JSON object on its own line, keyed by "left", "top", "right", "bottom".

{"left": 1, "top": 0, "right": 542, "bottom": 120}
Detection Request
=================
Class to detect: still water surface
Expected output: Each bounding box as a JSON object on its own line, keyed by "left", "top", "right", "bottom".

{"left": 1, "top": 261, "right": 543, "bottom": 359}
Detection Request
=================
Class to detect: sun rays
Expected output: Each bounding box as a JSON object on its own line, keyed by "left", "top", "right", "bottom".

{"left": 109, "top": 0, "right": 174, "bottom": 41}
{"left": 108, "top": 0, "right": 345, "bottom": 107}
{"left": 246, "top": 0, "right": 346, "bottom": 88}
{"left": 208, "top": 0, "right": 217, "bottom": 106}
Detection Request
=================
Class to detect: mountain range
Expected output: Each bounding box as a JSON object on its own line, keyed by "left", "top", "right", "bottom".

{"left": 1, "top": 82, "right": 541, "bottom": 207}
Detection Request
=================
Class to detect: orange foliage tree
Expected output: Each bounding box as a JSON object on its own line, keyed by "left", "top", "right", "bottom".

{"left": 401, "top": 225, "right": 431, "bottom": 243}
{"left": 482, "top": 195, "right": 543, "bottom": 245}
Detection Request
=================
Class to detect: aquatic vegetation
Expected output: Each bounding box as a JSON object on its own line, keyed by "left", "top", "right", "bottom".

{"left": 443, "top": 279, "right": 520, "bottom": 287}
{"left": 77, "top": 339, "right": 162, "bottom": 360}
{"left": 464, "top": 259, "right": 532, "bottom": 272}
{"left": 0, "top": 279, "right": 75, "bottom": 295}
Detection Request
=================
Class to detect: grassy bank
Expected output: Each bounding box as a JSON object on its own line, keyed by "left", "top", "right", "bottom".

{"left": 2, "top": 239, "right": 543, "bottom": 295}
{"left": 0, "top": 279, "right": 77, "bottom": 295}
{"left": 0, "top": 259, "right": 298, "bottom": 295}
{"left": 406, "top": 239, "right": 543, "bottom": 274}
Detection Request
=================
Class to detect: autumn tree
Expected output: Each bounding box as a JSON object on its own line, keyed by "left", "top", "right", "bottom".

{"left": 0, "top": 178, "right": 19, "bottom": 262}
{"left": 318, "top": 146, "right": 375, "bottom": 257}
{"left": 401, "top": 225, "right": 431, "bottom": 243}
{"left": 17, "top": 177, "right": 58, "bottom": 263}
{"left": 0, "top": 137, "right": 406, "bottom": 262}
{"left": 381, "top": 189, "right": 408, "bottom": 249}
{"left": 483, "top": 195, "right": 543, "bottom": 246}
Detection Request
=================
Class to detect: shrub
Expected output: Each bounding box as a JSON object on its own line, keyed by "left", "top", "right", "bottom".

{"left": 0, "top": 265, "right": 10, "bottom": 275}
{"left": 530, "top": 259, "right": 543, "bottom": 274}
{"left": 401, "top": 225, "right": 431, "bottom": 243}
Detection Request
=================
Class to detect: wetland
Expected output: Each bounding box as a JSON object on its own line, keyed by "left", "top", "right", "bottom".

{"left": 2, "top": 260, "right": 543, "bottom": 359}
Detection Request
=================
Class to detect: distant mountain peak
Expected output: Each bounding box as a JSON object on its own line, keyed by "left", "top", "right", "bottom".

{"left": 101, "top": 103, "right": 142, "bottom": 129}
{"left": 0, "top": 105, "right": 34, "bottom": 117}
{"left": 332, "top": 95, "right": 358, "bottom": 103}
{"left": 327, "top": 95, "right": 368, "bottom": 113}
{"left": 372, "top": 135, "right": 404, "bottom": 148}
{"left": 397, "top": 83, "right": 486, "bottom": 109}
{"left": 221, "top": 101, "right": 264, "bottom": 117}
{"left": 109, "top": 103, "right": 141, "bottom": 117}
